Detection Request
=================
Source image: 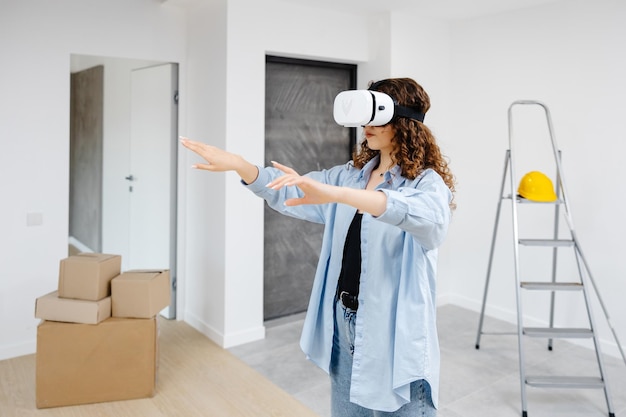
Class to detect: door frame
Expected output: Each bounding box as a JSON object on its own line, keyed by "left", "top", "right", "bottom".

{"left": 129, "top": 62, "right": 179, "bottom": 319}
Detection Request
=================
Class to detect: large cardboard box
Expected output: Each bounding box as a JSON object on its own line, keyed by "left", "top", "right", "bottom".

{"left": 112, "top": 270, "right": 170, "bottom": 319}
{"left": 36, "top": 317, "right": 157, "bottom": 408}
{"left": 58, "top": 253, "right": 121, "bottom": 301}
{"left": 35, "top": 291, "right": 111, "bottom": 324}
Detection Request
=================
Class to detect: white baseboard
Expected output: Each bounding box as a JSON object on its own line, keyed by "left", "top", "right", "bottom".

{"left": 223, "top": 325, "right": 266, "bottom": 349}
{"left": 0, "top": 340, "right": 35, "bottom": 361}
{"left": 437, "top": 292, "right": 625, "bottom": 360}
{"left": 68, "top": 236, "right": 94, "bottom": 253}
{"left": 438, "top": 292, "right": 521, "bottom": 325}
{"left": 184, "top": 311, "right": 225, "bottom": 346}
{"left": 184, "top": 312, "right": 266, "bottom": 349}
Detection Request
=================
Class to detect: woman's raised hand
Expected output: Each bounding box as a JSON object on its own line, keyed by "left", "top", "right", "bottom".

{"left": 267, "top": 161, "right": 338, "bottom": 207}
{"left": 180, "top": 136, "right": 259, "bottom": 184}
{"left": 180, "top": 136, "right": 241, "bottom": 172}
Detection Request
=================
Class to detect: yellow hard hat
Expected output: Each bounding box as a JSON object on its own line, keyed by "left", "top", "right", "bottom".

{"left": 517, "top": 171, "right": 558, "bottom": 202}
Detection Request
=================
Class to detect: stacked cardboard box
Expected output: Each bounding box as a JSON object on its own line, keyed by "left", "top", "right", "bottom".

{"left": 34, "top": 253, "right": 171, "bottom": 409}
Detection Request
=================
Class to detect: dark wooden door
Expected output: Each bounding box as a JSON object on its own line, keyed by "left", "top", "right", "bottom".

{"left": 264, "top": 56, "right": 356, "bottom": 320}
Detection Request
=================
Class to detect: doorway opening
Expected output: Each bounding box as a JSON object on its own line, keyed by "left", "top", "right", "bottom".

{"left": 69, "top": 54, "right": 178, "bottom": 319}
{"left": 263, "top": 55, "right": 356, "bottom": 320}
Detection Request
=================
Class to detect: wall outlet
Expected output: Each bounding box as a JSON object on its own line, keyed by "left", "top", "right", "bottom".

{"left": 27, "top": 212, "right": 43, "bottom": 226}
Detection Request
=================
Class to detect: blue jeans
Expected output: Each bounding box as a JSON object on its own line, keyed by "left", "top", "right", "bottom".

{"left": 330, "top": 299, "right": 437, "bottom": 417}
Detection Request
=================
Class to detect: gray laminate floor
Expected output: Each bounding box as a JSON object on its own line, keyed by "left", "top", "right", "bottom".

{"left": 229, "top": 305, "right": 626, "bottom": 417}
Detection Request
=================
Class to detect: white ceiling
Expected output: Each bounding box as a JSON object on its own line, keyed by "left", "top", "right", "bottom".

{"left": 276, "top": 0, "right": 565, "bottom": 20}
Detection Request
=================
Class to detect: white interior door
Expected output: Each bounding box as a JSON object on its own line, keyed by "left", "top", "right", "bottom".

{"left": 130, "top": 63, "right": 178, "bottom": 318}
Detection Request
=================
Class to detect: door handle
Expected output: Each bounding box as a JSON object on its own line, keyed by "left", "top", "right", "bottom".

{"left": 125, "top": 175, "right": 135, "bottom": 181}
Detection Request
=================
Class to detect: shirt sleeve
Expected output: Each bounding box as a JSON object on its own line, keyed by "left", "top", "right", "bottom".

{"left": 243, "top": 165, "right": 347, "bottom": 224}
{"left": 375, "top": 169, "right": 451, "bottom": 250}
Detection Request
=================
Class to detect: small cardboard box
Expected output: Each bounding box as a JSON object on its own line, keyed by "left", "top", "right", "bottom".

{"left": 35, "top": 291, "right": 111, "bottom": 324}
{"left": 58, "top": 253, "right": 121, "bottom": 301}
{"left": 36, "top": 317, "right": 158, "bottom": 408}
{"left": 112, "top": 270, "right": 170, "bottom": 319}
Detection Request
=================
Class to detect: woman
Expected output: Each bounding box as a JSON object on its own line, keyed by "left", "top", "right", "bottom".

{"left": 181, "top": 77, "right": 455, "bottom": 416}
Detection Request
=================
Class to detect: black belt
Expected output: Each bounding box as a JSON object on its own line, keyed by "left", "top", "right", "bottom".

{"left": 337, "top": 290, "right": 359, "bottom": 310}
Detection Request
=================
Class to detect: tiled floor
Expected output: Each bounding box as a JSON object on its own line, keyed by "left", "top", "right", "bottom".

{"left": 229, "top": 304, "right": 626, "bottom": 417}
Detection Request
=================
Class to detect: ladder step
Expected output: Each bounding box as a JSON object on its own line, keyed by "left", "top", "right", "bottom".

{"left": 526, "top": 376, "right": 605, "bottom": 389}
{"left": 519, "top": 239, "right": 574, "bottom": 247}
{"left": 521, "top": 282, "right": 582, "bottom": 291}
{"left": 479, "top": 331, "right": 518, "bottom": 336}
{"left": 523, "top": 327, "right": 593, "bottom": 338}
{"left": 515, "top": 195, "right": 563, "bottom": 205}
{"left": 503, "top": 194, "right": 563, "bottom": 204}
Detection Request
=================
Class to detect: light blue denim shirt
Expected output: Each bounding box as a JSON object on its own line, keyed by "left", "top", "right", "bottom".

{"left": 244, "top": 155, "right": 452, "bottom": 411}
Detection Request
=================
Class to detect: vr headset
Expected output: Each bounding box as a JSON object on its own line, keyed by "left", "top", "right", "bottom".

{"left": 333, "top": 90, "right": 425, "bottom": 127}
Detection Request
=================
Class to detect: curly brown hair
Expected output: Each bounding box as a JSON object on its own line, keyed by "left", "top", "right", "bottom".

{"left": 352, "top": 78, "right": 456, "bottom": 208}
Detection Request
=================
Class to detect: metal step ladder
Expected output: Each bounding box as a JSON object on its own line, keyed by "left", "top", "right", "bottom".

{"left": 474, "top": 100, "right": 626, "bottom": 417}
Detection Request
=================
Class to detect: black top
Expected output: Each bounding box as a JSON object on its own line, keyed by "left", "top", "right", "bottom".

{"left": 337, "top": 211, "right": 363, "bottom": 297}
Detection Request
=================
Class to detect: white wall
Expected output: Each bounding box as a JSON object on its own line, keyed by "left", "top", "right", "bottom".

{"left": 178, "top": 0, "right": 229, "bottom": 345}
{"left": 386, "top": 14, "right": 456, "bottom": 299}
{"left": 0, "top": 0, "right": 186, "bottom": 360}
{"left": 2, "top": 0, "right": 625, "bottom": 362}
{"left": 444, "top": 0, "right": 626, "bottom": 358}
{"left": 181, "top": 0, "right": 387, "bottom": 347}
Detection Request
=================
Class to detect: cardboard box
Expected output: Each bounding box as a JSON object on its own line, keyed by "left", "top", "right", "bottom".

{"left": 58, "top": 253, "right": 121, "bottom": 301}
{"left": 35, "top": 291, "right": 111, "bottom": 324}
{"left": 36, "top": 317, "right": 157, "bottom": 408}
{"left": 112, "top": 270, "right": 170, "bottom": 319}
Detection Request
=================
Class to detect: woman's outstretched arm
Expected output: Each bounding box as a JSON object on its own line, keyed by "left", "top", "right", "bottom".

{"left": 268, "top": 161, "right": 387, "bottom": 217}
{"left": 181, "top": 137, "right": 387, "bottom": 217}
